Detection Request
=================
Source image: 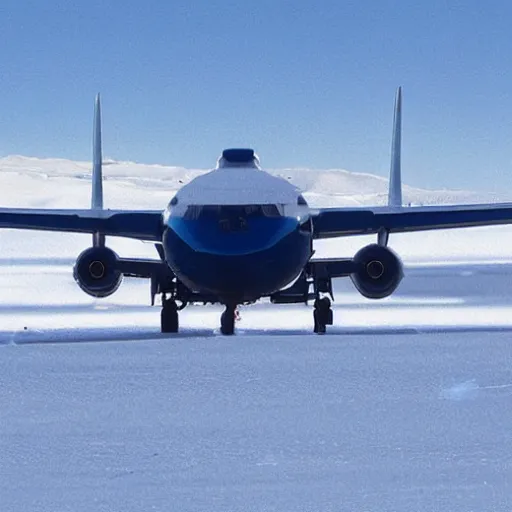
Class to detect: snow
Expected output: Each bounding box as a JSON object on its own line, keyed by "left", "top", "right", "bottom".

{"left": 2, "top": 156, "right": 512, "bottom": 510}
{"left": 4, "top": 312, "right": 512, "bottom": 510}
{"left": 1, "top": 154, "right": 509, "bottom": 209}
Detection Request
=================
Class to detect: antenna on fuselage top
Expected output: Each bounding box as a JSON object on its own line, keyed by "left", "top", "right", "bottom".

{"left": 92, "top": 93, "right": 105, "bottom": 247}
{"left": 388, "top": 86, "right": 402, "bottom": 208}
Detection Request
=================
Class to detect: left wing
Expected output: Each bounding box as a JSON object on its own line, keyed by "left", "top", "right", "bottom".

{"left": 0, "top": 208, "right": 163, "bottom": 241}
{"left": 312, "top": 203, "right": 512, "bottom": 239}
{"left": 0, "top": 95, "right": 164, "bottom": 242}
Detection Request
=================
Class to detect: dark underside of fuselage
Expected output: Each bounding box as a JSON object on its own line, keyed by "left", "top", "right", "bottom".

{"left": 163, "top": 215, "right": 312, "bottom": 303}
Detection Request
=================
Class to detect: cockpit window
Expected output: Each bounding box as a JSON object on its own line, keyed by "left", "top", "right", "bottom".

{"left": 169, "top": 196, "right": 178, "bottom": 206}
{"left": 184, "top": 204, "right": 281, "bottom": 222}
{"left": 297, "top": 195, "right": 308, "bottom": 206}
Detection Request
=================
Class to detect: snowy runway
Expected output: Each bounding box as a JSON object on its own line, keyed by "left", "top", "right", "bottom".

{"left": 2, "top": 262, "right": 512, "bottom": 512}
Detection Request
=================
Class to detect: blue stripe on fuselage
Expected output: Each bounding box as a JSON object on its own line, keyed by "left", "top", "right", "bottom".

{"left": 167, "top": 214, "right": 298, "bottom": 255}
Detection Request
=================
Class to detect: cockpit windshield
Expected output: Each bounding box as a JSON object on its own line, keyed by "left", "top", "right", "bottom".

{"left": 183, "top": 204, "right": 281, "bottom": 232}
{"left": 184, "top": 204, "right": 281, "bottom": 221}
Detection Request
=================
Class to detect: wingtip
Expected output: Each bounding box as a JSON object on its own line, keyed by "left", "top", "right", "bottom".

{"left": 92, "top": 91, "right": 103, "bottom": 211}
{"left": 388, "top": 86, "right": 403, "bottom": 208}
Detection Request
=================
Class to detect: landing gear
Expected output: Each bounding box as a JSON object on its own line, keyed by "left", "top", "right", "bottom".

{"left": 161, "top": 296, "right": 179, "bottom": 333}
{"left": 220, "top": 304, "right": 237, "bottom": 335}
{"left": 313, "top": 297, "right": 333, "bottom": 334}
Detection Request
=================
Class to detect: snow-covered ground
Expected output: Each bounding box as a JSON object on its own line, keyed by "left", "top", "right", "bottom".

{"left": 2, "top": 157, "right": 512, "bottom": 511}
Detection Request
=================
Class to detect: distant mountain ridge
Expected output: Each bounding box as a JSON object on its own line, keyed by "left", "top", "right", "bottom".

{"left": 0, "top": 155, "right": 507, "bottom": 208}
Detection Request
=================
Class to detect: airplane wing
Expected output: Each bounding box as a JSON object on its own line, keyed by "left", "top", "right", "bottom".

{"left": 312, "top": 203, "right": 512, "bottom": 239}
{"left": 0, "top": 208, "right": 163, "bottom": 241}
{"left": 313, "top": 88, "right": 512, "bottom": 240}
{"left": 0, "top": 97, "right": 164, "bottom": 243}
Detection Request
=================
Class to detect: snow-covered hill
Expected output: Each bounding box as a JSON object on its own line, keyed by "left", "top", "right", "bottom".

{"left": 0, "top": 155, "right": 506, "bottom": 209}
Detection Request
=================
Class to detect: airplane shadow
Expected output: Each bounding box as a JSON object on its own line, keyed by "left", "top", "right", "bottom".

{"left": 0, "top": 304, "right": 155, "bottom": 314}
{"left": 0, "top": 257, "right": 76, "bottom": 266}
{"left": 3, "top": 323, "right": 512, "bottom": 346}
{"left": 239, "top": 324, "right": 512, "bottom": 337}
{"left": 0, "top": 326, "right": 216, "bottom": 346}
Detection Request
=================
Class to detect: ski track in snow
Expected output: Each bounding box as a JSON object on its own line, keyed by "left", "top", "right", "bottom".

{"left": 2, "top": 158, "right": 512, "bottom": 510}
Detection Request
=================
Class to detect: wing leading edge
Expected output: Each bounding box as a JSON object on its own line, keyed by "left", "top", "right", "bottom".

{"left": 312, "top": 203, "right": 512, "bottom": 239}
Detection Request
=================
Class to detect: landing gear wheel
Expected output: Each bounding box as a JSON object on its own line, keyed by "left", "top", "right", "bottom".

{"left": 313, "top": 297, "right": 333, "bottom": 335}
{"left": 161, "top": 298, "right": 179, "bottom": 333}
{"left": 220, "top": 305, "right": 236, "bottom": 335}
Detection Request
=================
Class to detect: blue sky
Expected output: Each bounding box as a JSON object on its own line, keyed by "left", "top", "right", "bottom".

{"left": 0, "top": 0, "right": 511, "bottom": 191}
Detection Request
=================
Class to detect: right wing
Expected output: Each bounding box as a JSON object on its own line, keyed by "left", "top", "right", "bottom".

{"left": 313, "top": 87, "right": 512, "bottom": 240}
{"left": 312, "top": 203, "right": 512, "bottom": 239}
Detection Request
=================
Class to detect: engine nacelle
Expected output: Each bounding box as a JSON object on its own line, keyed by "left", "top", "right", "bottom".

{"left": 73, "top": 247, "right": 122, "bottom": 298}
{"left": 350, "top": 244, "right": 403, "bottom": 299}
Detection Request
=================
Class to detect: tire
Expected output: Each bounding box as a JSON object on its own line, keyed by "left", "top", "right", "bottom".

{"left": 220, "top": 310, "right": 235, "bottom": 335}
{"left": 318, "top": 297, "right": 331, "bottom": 310}
{"left": 313, "top": 297, "right": 332, "bottom": 334}
{"left": 313, "top": 308, "right": 326, "bottom": 334}
{"left": 161, "top": 302, "right": 179, "bottom": 333}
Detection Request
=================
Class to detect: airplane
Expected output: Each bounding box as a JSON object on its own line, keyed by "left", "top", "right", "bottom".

{"left": 2, "top": 87, "right": 512, "bottom": 335}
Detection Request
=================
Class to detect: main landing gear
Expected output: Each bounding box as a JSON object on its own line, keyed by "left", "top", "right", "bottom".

{"left": 270, "top": 268, "right": 337, "bottom": 335}
{"left": 161, "top": 296, "right": 179, "bottom": 333}
{"left": 220, "top": 303, "right": 237, "bottom": 335}
{"left": 313, "top": 296, "right": 333, "bottom": 334}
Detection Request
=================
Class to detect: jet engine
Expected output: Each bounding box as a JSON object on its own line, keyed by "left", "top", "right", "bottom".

{"left": 73, "top": 247, "right": 122, "bottom": 298}
{"left": 350, "top": 244, "right": 403, "bottom": 299}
